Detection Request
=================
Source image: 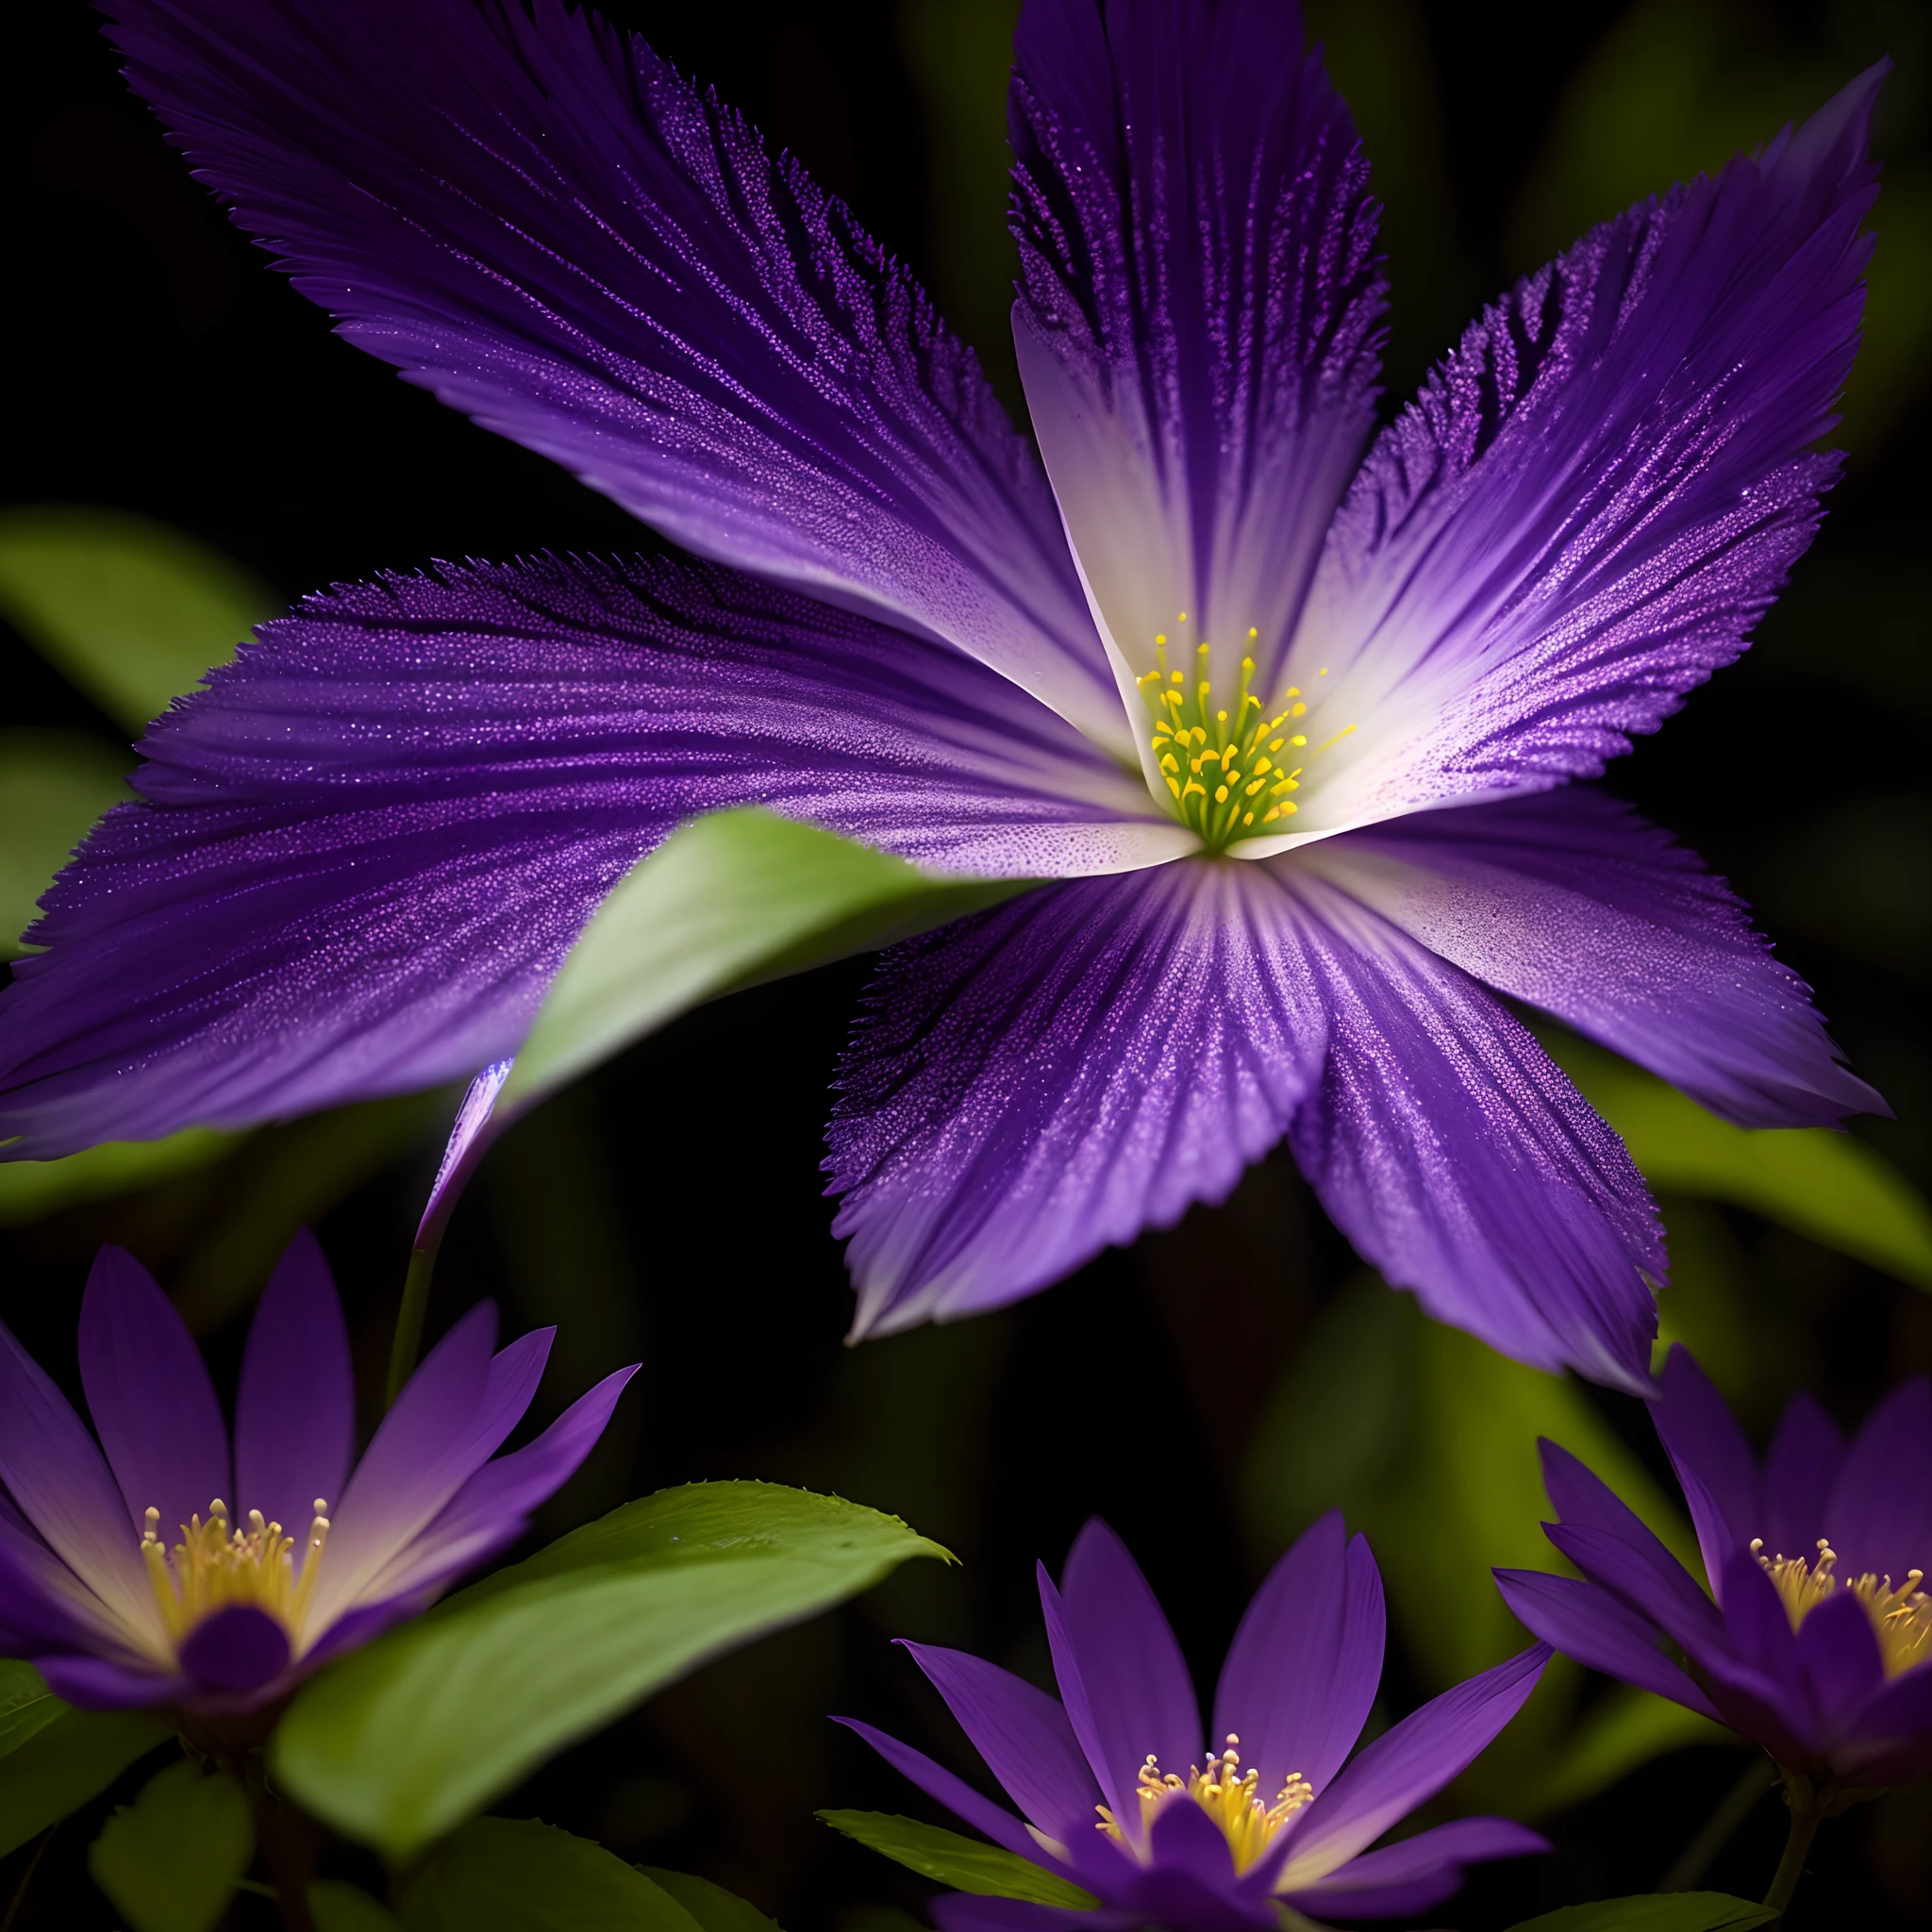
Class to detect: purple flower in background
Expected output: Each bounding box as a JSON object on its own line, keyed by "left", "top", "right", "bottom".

{"left": 0, "top": 1232, "right": 635, "bottom": 1712}
{"left": 1497, "top": 1346, "right": 1932, "bottom": 1789}
{"left": 840, "top": 1516, "right": 1548, "bottom": 1927}
{"left": 0, "top": 0, "right": 1889, "bottom": 1391}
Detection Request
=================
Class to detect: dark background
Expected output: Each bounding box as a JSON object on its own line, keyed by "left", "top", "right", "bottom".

{"left": 3, "top": 1, "right": 1929, "bottom": 1926}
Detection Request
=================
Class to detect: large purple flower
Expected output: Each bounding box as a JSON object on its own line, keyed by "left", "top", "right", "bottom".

{"left": 1496, "top": 1346, "right": 1932, "bottom": 1790}
{"left": 838, "top": 1515, "right": 1549, "bottom": 1927}
{"left": 0, "top": 0, "right": 1887, "bottom": 1390}
{"left": 0, "top": 1231, "right": 634, "bottom": 1712}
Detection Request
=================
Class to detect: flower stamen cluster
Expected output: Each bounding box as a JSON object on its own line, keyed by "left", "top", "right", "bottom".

{"left": 1134, "top": 617, "right": 1353, "bottom": 852}
{"left": 1096, "top": 1732, "right": 1313, "bottom": 1872}
{"left": 1751, "top": 1536, "right": 1930, "bottom": 1676}
{"left": 141, "top": 1496, "right": 330, "bottom": 1651}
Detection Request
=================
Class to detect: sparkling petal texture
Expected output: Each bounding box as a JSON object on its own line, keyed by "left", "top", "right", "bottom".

{"left": 1008, "top": 0, "right": 1384, "bottom": 738}
{"left": 0, "top": 556, "right": 1174, "bottom": 1160}
{"left": 1274, "top": 67, "right": 1882, "bottom": 839}
{"left": 1513, "top": 1344, "right": 1932, "bottom": 1785}
{"left": 0, "top": 1235, "right": 631, "bottom": 1710}
{"left": 848, "top": 1520, "right": 1544, "bottom": 1932}
{"left": 100, "top": 0, "right": 1125, "bottom": 747}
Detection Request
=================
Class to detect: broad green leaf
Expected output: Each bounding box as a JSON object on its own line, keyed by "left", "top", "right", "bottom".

{"left": 818, "top": 1812, "right": 1096, "bottom": 1908}
{"left": 274, "top": 1482, "right": 950, "bottom": 1856}
{"left": 0, "top": 506, "right": 278, "bottom": 731}
{"left": 1507, "top": 1895, "right": 1776, "bottom": 1931}
{"left": 0, "top": 1129, "right": 240, "bottom": 1227}
{"left": 0, "top": 1661, "right": 64, "bottom": 1761}
{"left": 638, "top": 1869, "right": 784, "bottom": 1932}
{"left": 88, "top": 1759, "right": 253, "bottom": 1932}
{"left": 0, "top": 1700, "right": 172, "bottom": 1857}
{"left": 501, "top": 808, "right": 1024, "bottom": 1115}
{"left": 309, "top": 1883, "right": 403, "bottom": 1932}
{"left": 1549, "top": 1035, "right": 1932, "bottom": 1291}
{"left": 0, "top": 728, "right": 129, "bottom": 957}
{"left": 400, "top": 1818, "right": 702, "bottom": 1932}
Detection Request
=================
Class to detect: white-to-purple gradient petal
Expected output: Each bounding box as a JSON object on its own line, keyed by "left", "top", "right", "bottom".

{"left": 1266, "top": 66, "right": 1884, "bottom": 844}
{"left": 234, "top": 1229, "right": 355, "bottom": 1554}
{"left": 1278, "top": 1816, "right": 1549, "bottom": 1919}
{"left": 0, "top": 556, "right": 1179, "bottom": 1162}
{"left": 101, "top": 0, "right": 1126, "bottom": 750}
{"left": 1306, "top": 791, "right": 1881, "bottom": 1127}
{"left": 1008, "top": 0, "right": 1383, "bottom": 759}
{"left": 77, "top": 1247, "right": 229, "bottom": 1541}
{"left": 1210, "top": 1513, "right": 1384, "bottom": 1801}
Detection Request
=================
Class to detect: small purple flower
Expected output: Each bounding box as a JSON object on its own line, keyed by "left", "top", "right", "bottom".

{"left": 0, "top": 1, "right": 1889, "bottom": 1391}
{"left": 0, "top": 1232, "right": 635, "bottom": 1715}
{"left": 840, "top": 1515, "right": 1550, "bottom": 1927}
{"left": 1497, "top": 1345, "right": 1932, "bottom": 1790}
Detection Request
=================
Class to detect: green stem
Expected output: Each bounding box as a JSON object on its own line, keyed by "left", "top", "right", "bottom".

{"left": 384, "top": 1239, "right": 441, "bottom": 1410}
{"left": 1763, "top": 1777, "right": 1823, "bottom": 1917}
{"left": 1658, "top": 1756, "right": 1775, "bottom": 1892}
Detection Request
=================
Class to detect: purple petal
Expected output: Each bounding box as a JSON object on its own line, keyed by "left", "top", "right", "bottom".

{"left": 1822, "top": 1375, "right": 1932, "bottom": 1585}
{"left": 1491, "top": 1570, "right": 1719, "bottom": 1718}
{"left": 1289, "top": 67, "right": 1884, "bottom": 834}
{"left": 177, "top": 1604, "right": 291, "bottom": 1694}
{"left": 0, "top": 1317, "right": 165, "bottom": 1648}
{"left": 234, "top": 1229, "right": 354, "bottom": 1556}
{"left": 1265, "top": 1644, "right": 1548, "bottom": 1890}
{"left": 34, "top": 1652, "right": 180, "bottom": 1710}
{"left": 832, "top": 1717, "right": 1071, "bottom": 1872}
{"left": 1792, "top": 1587, "right": 1884, "bottom": 1730}
{"left": 1211, "top": 1515, "right": 1384, "bottom": 1800}
{"left": 1840, "top": 1663, "right": 1932, "bottom": 1785}
{"left": 1315, "top": 791, "right": 1882, "bottom": 1127}
{"left": 1718, "top": 1550, "right": 1799, "bottom": 1680}
{"left": 1760, "top": 1391, "right": 1843, "bottom": 1563}
{"left": 101, "top": 0, "right": 1124, "bottom": 747}
{"left": 902, "top": 1641, "right": 1100, "bottom": 1843}
{"left": 827, "top": 863, "right": 1328, "bottom": 1339}
{"left": 0, "top": 1506, "right": 133, "bottom": 1654}
{"left": 1145, "top": 1792, "right": 1236, "bottom": 1890}
{"left": 0, "top": 557, "right": 1173, "bottom": 1159}
{"left": 1281, "top": 1816, "right": 1548, "bottom": 1917}
{"left": 417, "top": 1059, "right": 515, "bottom": 1253}
{"left": 352, "top": 1363, "right": 639, "bottom": 1607}
{"left": 1048, "top": 1521, "right": 1201, "bottom": 1831}
{"left": 1277, "top": 867, "right": 1662, "bottom": 1392}
{"left": 1008, "top": 0, "right": 1383, "bottom": 739}
{"left": 1655, "top": 1347, "right": 1762, "bottom": 1594}
{"left": 77, "top": 1247, "right": 229, "bottom": 1541}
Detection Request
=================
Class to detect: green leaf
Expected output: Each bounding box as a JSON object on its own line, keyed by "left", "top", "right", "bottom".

{"left": 0, "top": 1661, "right": 65, "bottom": 1761}
{"left": 1548, "top": 1034, "right": 1932, "bottom": 1291}
{"left": 87, "top": 1759, "right": 253, "bottom": 1932}
{"left": 501, "top": 808, "right": 1025, "bottom": 1116}
{"left": 638, "top": 1869, "right": 784, "bottom": 1932}
{"left": 0, "top": 1697, "right": 172, "bottom": 1857}
{"left": 0, "top": 1129, "right": 241, "bottom": 1228}
{"left": 1507, "top": 1894, "right": 1776, "bottom": 1931}
{"left": 0, "top": 728, "right": 130, "bottom": 958}
{"left": 274, "top": 1482, "right": 951, "bottom": 1857}
{"left": 818, "top": 1811, "right": 1096, "bottom": 1908}
{"left": 308, "top": 1881, "right": 404, "bottom": 1932}
{"left": 0, "top": 506, "right": 279, "bottom": 731}
{"left": 399, "top": 1818, "right": 703, "bottom": 1932}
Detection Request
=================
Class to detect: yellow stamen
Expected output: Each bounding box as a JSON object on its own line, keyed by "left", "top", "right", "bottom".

{"left": 1751, "top": 1538, "right": 1930, "bottom": 1677}
{"left": 1096, "top": 1736, "right": 1313, "bottom": 1873}
{"left": 141, "top": 1494, "right": 332, "bottom": 1660}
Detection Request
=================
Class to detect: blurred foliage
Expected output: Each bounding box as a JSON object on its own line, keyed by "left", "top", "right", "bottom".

{"left": 86, "top": 1759, "right": 252, "bottom": 1932}
{"left": 308, "top": 1880, "right": 405, "bottom": 1932}
{"left": 0, "top": 1661, "right": 169, "bottom": 1858}
{"left": 0, "top": 728, "right": 127, "bottom": 959}
{"left": 1504, "top": 1899, "right": 1775, "bottom": 1932}
{"left": 817, "top": 1812, "right": 1094, "bottom": 1907}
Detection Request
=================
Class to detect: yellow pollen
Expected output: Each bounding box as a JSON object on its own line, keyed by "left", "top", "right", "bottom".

{"left": 1096, "top": 1736, "right": 1312, "bottom": 1873}
{"left": 141, "top": 1495, "right": 332, "bottom": 1657}
{"left": 1751, "top": 1537, "right": 1930, "bottom": 1677}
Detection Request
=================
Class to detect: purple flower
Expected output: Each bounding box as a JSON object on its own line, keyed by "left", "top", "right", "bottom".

{"left": 1496, "top": 1345, "right": 1932, "bottom": 1790}
{"left": 839, "top": 1516, "right": 1549, "bottom": 1928}
{"left": 0, "top": 1232, "right": 635, "bottom": 1714}
{"left": 0, "top": 1, "right": 1887, "bottom": 1391}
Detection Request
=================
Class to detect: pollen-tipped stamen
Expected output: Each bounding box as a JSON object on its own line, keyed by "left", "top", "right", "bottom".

{"left": 1094, "top": 1732, "right": 1313, "bottom": 1872}
{"left": 1752, "top": 1535, "right": 1931, "bottom": 1677}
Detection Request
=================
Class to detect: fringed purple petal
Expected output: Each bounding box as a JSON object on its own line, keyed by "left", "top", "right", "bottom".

{"left": 901, "top": 1641, "right": 1100, "bottom": 1842}
{"left": 1314, "top": 790, "right": 1882, "bottom": 1127}
{"left": 1491, "top": 1569, "right": 1719, "bottom": 1718}
{"left": 101, "top": 0, "right": 1123, "bottom": 747}
{"left": 1278, "top": 868, "right": 1662, "bottom": 1392}
{"left": 1655, "top": 1347, "right": 1762, "bottom": 1593}
{"left": 1008, "top": 0, "right": 1384, "bottom": 732}
{"left": 827, "top": 863, "right": 1327, "bottom": 1339}
{"left": 0, "top": 556, "right": 1173, "bottom": 1160}
{"left": 1822, "top": 1375, "right": 1932, "bottom": 1585}
{"left": 234, "top": 1230, "right": 354, "bottom": 1558}
{"left": 1288, "top": 67, "right": 1884, "bottom": 834}
{"left": 77, "top": 1247, "right": 229, "bottom": 1541}
{"left": 1211, "top": 1515, "right": 1383, "bottom": 1801}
